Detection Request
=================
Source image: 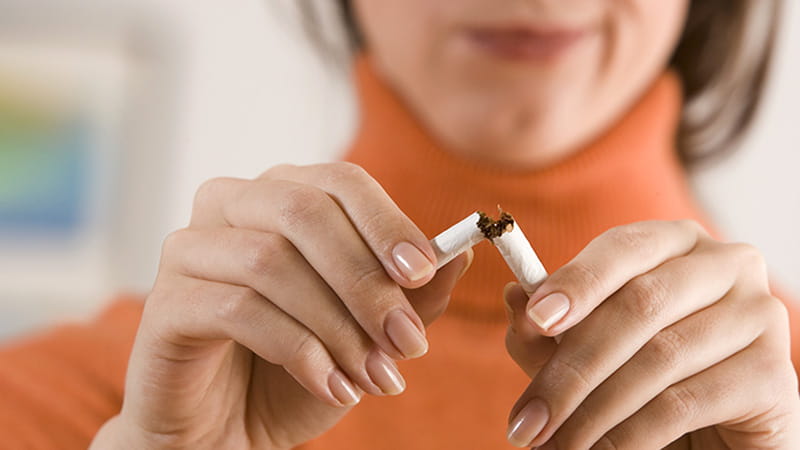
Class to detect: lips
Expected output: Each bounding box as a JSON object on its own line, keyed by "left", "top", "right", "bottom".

{"left": 466, "top": 26, "right": 588, "bottom": 61}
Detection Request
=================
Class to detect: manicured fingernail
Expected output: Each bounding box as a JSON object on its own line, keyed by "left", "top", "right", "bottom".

{"left": 503, "top": 282, "right": 519, "bottom": 321}
{"left": 384, "top": 310, "right": 428, "bottom": 359}
{"left": 392, "top": 242, "right": 435, "bottom": 282}
{"left": 366, "top": 349, "right": 406, "bottom": 395}
{"left": 507, "top": 398, "right": 549, "bottom": 447}
{"left": 328, "top": 369, "right": 361, "bottom": 406}
{"left": 457, "top": 248, "right": 474, "bottom": 280}
{"left": 527, "top": 293, "right": 570, "bottom": 331}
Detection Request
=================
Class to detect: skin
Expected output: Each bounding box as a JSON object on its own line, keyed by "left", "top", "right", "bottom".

{"left": 92, "top": 163, "right": 473, "bottom": 449}
{"left": 354, "top": 0, "right": 689, "bottom": 168}
{"left": 93, "top": 0, "right": 800, "bottom": 448}
{"left": 503, "top": 223, "right": 799, "bottom": 448}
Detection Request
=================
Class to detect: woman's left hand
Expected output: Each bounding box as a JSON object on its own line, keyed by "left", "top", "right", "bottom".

{"left": 502, "top": 220, "right": 800, "bottom": 449}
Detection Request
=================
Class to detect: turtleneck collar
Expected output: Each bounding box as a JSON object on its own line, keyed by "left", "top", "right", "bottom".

{"left": 343, "top": 54, "right": 710, "bottom": 323}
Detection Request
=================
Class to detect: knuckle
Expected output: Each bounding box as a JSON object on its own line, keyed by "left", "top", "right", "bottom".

{"left": 556, "top": 261, "right": 604, "bottom": 300}
{"left": 658, "top": 384, "right": 698, "bottom": 425}
{"left": 728, "top": 242, "right": 766, "bottom": 270}
{"left": 259, "top": 163, "right": 296, "bottom": 180}
{"left": 762, "top": 295, "right": 790, "bottom": 328}
{"left": 350, "top": 264, "right": 386, "bottom": 291}
{"left": 244, "top": 234, "right": 291, "bottom": 277}
{"left": 326, "top": 161, "right": 370, "bottom": 183}
{"left": 143, "top": 287, "right": 175, "bottom": 316}
{"left": 645, "top": 328, "right": 687, "bottom": 372}
{"left": 161, "top": 228, "right": 190, "bottom": 256}
{"left": 357, "top": 208, "right": 402, "bottom": 248}
{"left": 620, "top": 274, "right": 669, "bottom": 325}
{"left": 345, "top": 264, "right": 393, "bottom": 310}
{"left": 675, "top": 219, "right": 707, "bottom": 237}
{"left": 278, "top": 184, "right": 331, "bottom": 228}
{"left": 193, "top": 177, "right": 230, "bottom": 211}
{"left": 326, "top": 318, "right": 373, "bottom": 363}
{"left": 213, "top": 288, "right": 258, "bottom": 324}
{"left": 544, "top": 354, "right": 595, "bottom": 395}
{"left": 754, "top": 341, "right": 794, "bottom": 383}
{"left": 605, "top": 223, "right": 656, "bottom": 253}
{"left": 286, "top": 333, "right": 327, "bottom": 369}
{"left": 321, "top": 308, "right": 365, "bottom": 345}
{"left": 743, "top": 414, "right": 795, "bottom": 449}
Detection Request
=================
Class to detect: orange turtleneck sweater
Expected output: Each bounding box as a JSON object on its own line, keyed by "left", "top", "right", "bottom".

{"left": 0, "top": 58, "right": 797, "bottom": 449}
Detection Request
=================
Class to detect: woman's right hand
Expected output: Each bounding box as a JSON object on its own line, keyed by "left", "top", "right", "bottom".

{"left": 90, "top": 162, "right": 472, "bottom": 449}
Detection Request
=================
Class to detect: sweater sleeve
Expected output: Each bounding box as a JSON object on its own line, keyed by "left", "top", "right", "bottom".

{"left": 0, "top": 289, "right": 797, "bottom": 450}
{"left": 0, "top": 297, "right": 143, "bottom": 450}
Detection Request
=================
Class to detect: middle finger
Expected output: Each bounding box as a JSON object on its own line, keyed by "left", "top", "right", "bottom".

{"left": 507, "top": 245, "right": 746, "bottom": 447}
{"left": 548, "top": 292, "right": 772, "bottom": 449}
{"left": 190, "top": 177, "right": 428, "bottom": 360}
{"left": 163, "top": 227, "right": 407, "bottom": 397}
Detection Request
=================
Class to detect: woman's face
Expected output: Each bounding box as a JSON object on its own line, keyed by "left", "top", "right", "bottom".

{"left": 352, "top": 0, "right": 689, "bottom": 168}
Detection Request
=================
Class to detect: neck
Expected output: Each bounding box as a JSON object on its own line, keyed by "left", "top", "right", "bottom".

{"left": 364, "top": 55, "right": 665, "bottom": 171}
{"left": 344, "top": 55, "right": 712, "bottom": 323}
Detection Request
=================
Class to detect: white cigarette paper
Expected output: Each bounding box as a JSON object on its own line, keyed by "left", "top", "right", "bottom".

{"left": 493, "top": 223, "right": 548, "bottom": 295}
{"left": 430, "top": 212, "right": 485, "bottom": 269}
{"left": 428, "top": 210, "right": 548, "bottom": 294}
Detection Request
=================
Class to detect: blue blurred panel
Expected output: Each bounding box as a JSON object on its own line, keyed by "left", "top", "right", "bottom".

{"left": 0, "top": 95, "right": 90, "bottom": 236}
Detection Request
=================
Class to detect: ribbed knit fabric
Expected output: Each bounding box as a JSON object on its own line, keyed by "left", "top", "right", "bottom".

{"left": 0, "top": 55, "right": 797, "bottom": 449}
{"left": 298, "top": 56, "right": 799, "bottom": 450}
{"left": 0, "top": 297, "right": 142, "bottom": 449}
{"left": 343, "top": 55, "right": 709, "bottom": 325}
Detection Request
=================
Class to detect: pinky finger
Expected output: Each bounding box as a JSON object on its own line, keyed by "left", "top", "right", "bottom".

{"left": 151, "top": 279, "right": 362, "bottom": 408}
{"left": 593, "top": 340, "right": 797, "bottom": 450}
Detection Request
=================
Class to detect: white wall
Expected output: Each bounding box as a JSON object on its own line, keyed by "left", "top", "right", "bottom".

{"left": 125, "top": 0, "right": 358, "bottom": 292}
{"left": 691, "top": 0, "right": 800, "bottom": 295}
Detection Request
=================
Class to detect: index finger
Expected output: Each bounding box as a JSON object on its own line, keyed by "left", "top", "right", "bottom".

{"left": 525, "top": 220, "right": 708, "bottom": 335}
{"left": 190, "top": 176, "right": 429, "bottom": 360}
{"left": 263, "top": 162, "right": 437, "bottom": 288}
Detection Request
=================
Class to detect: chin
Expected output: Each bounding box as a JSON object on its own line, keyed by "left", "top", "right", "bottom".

{"left": 436, "top": 103, "right": 568, "bottom": 168}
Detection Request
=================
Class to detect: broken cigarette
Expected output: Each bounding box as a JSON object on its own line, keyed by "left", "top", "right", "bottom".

{"left": 429, "top": 209, "right": 548, "bottom": 294}
{"left": 430, "top": 212, "right": 485, "bottom": 269}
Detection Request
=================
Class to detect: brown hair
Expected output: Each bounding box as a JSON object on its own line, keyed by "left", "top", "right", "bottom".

{"left": 300, "top": 0, "right": 782, "bottom": 168}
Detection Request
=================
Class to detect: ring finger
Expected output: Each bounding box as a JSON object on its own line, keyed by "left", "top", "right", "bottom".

{"left": 508, "top": 246, "right": 753, "bottom": 447}
{"left": 545, "top": 293, "right": 777, "bottom": 449}
{"left": 161, "top": 227, "right": 406, "bottom": 397}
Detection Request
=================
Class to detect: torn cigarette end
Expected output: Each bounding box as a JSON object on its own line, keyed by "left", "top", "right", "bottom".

{"left": 429, "top": 209, "right": 548, "bottom": 295}
{"left": 491, "top": 214, "right": 548, "bottom": 295}
{"left": 476, "top": 210, "right": 514, "bottom": 240}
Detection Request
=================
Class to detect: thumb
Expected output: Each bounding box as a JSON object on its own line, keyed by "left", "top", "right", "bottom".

{"left": 403, "top": 248, "right": 473, "bottom": 326}
{"left": 504, "top": 282, "right": 556, "bottom": 379}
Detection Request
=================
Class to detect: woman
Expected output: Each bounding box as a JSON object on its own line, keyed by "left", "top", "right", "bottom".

{"left": 3, "top": 0, "right": 799, "bottom": 449}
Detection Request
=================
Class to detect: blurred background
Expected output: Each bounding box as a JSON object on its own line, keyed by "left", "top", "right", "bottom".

{"left": 0, "top": 0, "right": 797, "bottom": 340}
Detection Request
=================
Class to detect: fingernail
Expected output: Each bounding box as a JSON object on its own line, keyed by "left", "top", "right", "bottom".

{"left": 366, "top": 349, "right": 406, "bottom": 395}
{"left": 384, "top": 310, "right": 428, "bottom": 359}
{"left": 503, "top": 282, "right": 517, "bottom": 321}
{"left": 507, "top": 398, "right": 549, "bottom": 448}
{"left": 328, "top": 369, "right": 361, "bottom": 407}
{"left": 457, "top": 248, "right": 474, "bottom": 280}
{"left": 392, "top": 242, "right": 435, "bottom": 282}
{"left": 527, "top": 293, "right": 570, "bottom": 331}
